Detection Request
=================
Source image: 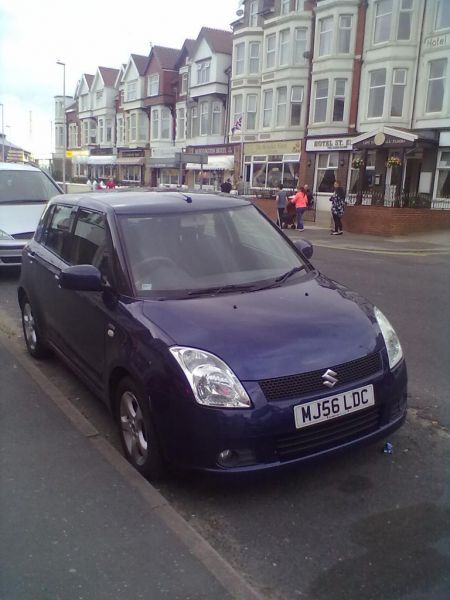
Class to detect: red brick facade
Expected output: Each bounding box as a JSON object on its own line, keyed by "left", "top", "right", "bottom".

{"left": 344, "top": 206, "right": 450, "bottom": 236}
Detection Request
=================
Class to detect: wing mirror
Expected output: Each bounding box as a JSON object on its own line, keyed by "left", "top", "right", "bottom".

{"left": 293, "top": 239, "right": 313, "bottom": 260}
{"left": 59, "top": 265, "right": 103, "bottom": 292}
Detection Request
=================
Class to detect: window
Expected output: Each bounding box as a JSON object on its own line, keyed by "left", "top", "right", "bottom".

{"left": 374, "top": 0, "right": 392, "bottom": 44}
{"left": 181, "top": 72, "right": 188, "bottom": 95}
{"left": 98, "top": 119, "right": 104, "bottom": 144}
{"left": 314, "top": 80, "right": 328, "bottom": 122}
{"left": 262, "top": 90, "right": 273, "bottom": 127}
{"left": 89, "top": 122, "right": 97, "bottom": 144}
{"left": 368, "top": 69, "right": 386, "bottom": 118}
{"left": 233, "top": 95, "right": 243, "bottom": 130}
{"left": 200, "top": 102, "right": 209, "bottom": 135}
{"left": 426, "top": 59, "right": 447, "bottom": 113}
{"left": 435, "top": 0, "right": 450, "bottom": 30}
{"left": 212, "top": 102, "right": 222, "bottom": 135}
{"left": 397, "top": 0, "right": 412, "bottom": 40}
{"left": 69, "top": 124, "right": 78, "bottom": 148}
{"left": 96, "top": 90, "right": 103, "bottom": 106}
{"left": 235, "top": 43, "right": 245, "bottom": 76}
{"left": 333, "top": 79, "right": 346, "bottom": 121}
{"left": 191, "top": 106, "right": 199, "bottom": 137}
{"left": 249, "top": 0, "right": 258, "bottom": 26}
{"left": 55, "top": 126, "right": 63, "bottom": 149}
{"left": 293, "top": 28, "right": 307, "bottom": 64}
{"left": 281, "top": 0, "right": 290, "bottom": 15}
{"left": 249, "top": 42, "right": 260, "bottom": 74}
{"left": 276, "top": 87, "right": 287, "bottom": 127}
{"left": 130, "top": 114, "right": 137, "bottom": 141}
{"left": 105, "top": 119, "right": 112, "bottom": 143}
{"left": 266, "top": 34, "right": 276, "bottom": 68}
{"left": 161, "top": 108, "right": 171, "bottom": 139}
{"left": 338, "top": 15, "right": 352, "bottom": 53}
{"left": 71, "top": 210, "right": 107, "bottom": 270}
{"left": 435, "top": 151, "right": 450, "bottom": 199}
{"left": 126, "top": 117, "right": 130, "bottom": 143}
{"left": 246, "top": 95, "right": 257, "bottom": 130}
{"left": 318, "top": 16, "right": 333, "bottom": 57}
{"left": 197, "top": 61, "right": 210, "bottom": 84}
{"left": 80, "top": 95, "right": 88, "bottom": 111}
{"left": 126, "top": 80, "right": 137, "bottom": 101}
{"left": 83, "top": 121, "right": 89, "bottom": 145}
{"left": 279, "top": 29, "right": 290, "bottom": 66}
{"left": 151, "top": 109, "right": 159, "bottom": 139}
{"left": 316, "top": 153, "right": 339, "bottom": 193}
{"left": 42, "top": 204, "right": 74, "bottom": 261}
{"left": 290, "top": 86, "right": 303, "bottom": 126}
{"left": 148, "top": 74, "right": 159, "bottom": 97}
{"left": 117, "top": 117, "right": 124, "bottom": 145}
{"left": 177, "top": 107, "right": 185, "bottom": 139}
{"left": 390, "top": 69, "right": 407, "bottom": 117}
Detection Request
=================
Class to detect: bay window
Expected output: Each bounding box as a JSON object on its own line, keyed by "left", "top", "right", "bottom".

{"left": 368, "top": 69, "right": 386, "bottom": 118}
{"left": 435, "top": 0, "right": 450, "bottom": 29}
{"left": 390, "top": 69, "right": 407, "bottom": 117}
{"left": 161, "top": 108, "right": 170, "bottom": 140}
{"left": 233, "top": 95, "right": 243, "bottom": 131}
{"left": 130, "top": 114, "right": 137, "bottom": 141}
{"left": 338, "top": 15, "right": 352, "bottom": 53}
{"left": 246, "top": 95, "right": 257, "bottom": 130}
{"left": 212, "top": 102, "right": 222, "bottom": 135}
{"left": 197, "top": 61, "right": 210, "bottom": 84}
{"left": 397, "top": 0, "right": 412, "bottom": 40}
{"left": 126, "top": 80, "right": 137, "bottom": 101}
{"left": 279, "top": 29, "right": 290, "bottom": 66}
{"left": 290, "top": 86, "right": 303, "bottom": 126}
{"left": 249, "top": 42, "right": 260, "bottom": 74}
{"left": 266, "top": 34, "right": 276, "bottom": 68}
{"left": 235, "top": 43, "right": 245, "bottom": 76}
{"left": 318, "top": 16, "right": 333, "bottom": 57}
{"left": 374, "top": 0, "right": 392, "bottom": 44}
{"left": 181, "top": 72, "right": 188, "bottom": 95}
{"left": 105, "top": 119, "right": 112, "bottom": 143}
{"left": 293, "top": 28, "right": 307, "bottom": 64}
{"left": 426, "top": 59, "right": 447, "bottom": 113}
{"left": 332, "top": 79, "right": 346, "bottom": 121}
{"left": 314, "top": 80, "right": 328, "bottom": 123}
{"left": 276, "top": 87, "right": 287, "bottom": 127}
{"left": 148, "top": 74, "right": 159, "bottom": 97}
{"left": 262, "top": 90, "right": 273, "bottom": 128}
{"left": 151, "top": 109, "right": 159, "bottom": 140}
{"left": 176, "top": 107, "right": 185, "bottom": 140}
{"left": 191, "top": 106, "right": 199, "bottom": 137}
{"left": 200, "top": 102, "right": 209, "bottom": 136}
{"left": 98, "top": 119, "right": 104, "bottom": 144}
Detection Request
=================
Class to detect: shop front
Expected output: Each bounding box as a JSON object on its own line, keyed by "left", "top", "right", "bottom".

{"left": 243, "top": 140, "right": 301, "bottom": 194}
{"left": 434, "top": 131, "right": 450, "bottom": 209}
{"left": 350, "top": 126, "right": 438, "bottom": 207}
{"left": 116, "top": 150, "right": 146, "bottom": 185}
{"left": 185, "top": 144, "right": 237, "bottom": 191}
{"left": 87, "top": 148, "right": 117, "bottom": 181}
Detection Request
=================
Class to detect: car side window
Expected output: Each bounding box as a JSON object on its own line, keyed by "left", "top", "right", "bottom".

{"left": 70, "top": 209, "right": 113, "bottom": 284}
{"left": 41, "top": 204, "right": 74, "bottom": 261}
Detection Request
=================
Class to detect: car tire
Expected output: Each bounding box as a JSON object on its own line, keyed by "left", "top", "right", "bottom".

{"left": 116, "top": 377, "right": 165, "bottom": 480}
{"left": 21, "top": 297, "right": 50, "bottom": 359}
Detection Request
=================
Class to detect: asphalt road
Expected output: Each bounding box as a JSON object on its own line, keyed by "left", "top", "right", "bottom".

{"left": 1, "top": 241, "right": 449, "bottom": 600}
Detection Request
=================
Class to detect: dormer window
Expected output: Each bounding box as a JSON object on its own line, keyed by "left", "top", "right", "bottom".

{"left": 281, "top": 0, "right": 290, "bottom": 15}
{"left": 181, "top": 72, "right": 188, "bottom": 95}
{"left": 126, "top": 80, "right": 138, "bottom": 101}
{"left": 197, "top": 61, "right": 211, "bottom": 85}
{"left": 96, "top": 91, "right": 103, "bottom": 106}
{"left": 148, "top": 74, "right": 159, "bottom": 97}
{"left": 249, "top": 0, "right": 258, "bottom": 27}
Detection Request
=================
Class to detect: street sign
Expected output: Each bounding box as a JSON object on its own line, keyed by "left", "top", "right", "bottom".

{"left": 175, "top": 152, "right": 209, "bottom": 164}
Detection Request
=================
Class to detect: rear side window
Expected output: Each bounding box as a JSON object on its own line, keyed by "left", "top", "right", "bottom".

{"left": 70, "top": 210, "right": 107, "bottom": 267}
{"left": 41, "top": 204, "right": 74, "bottom": 261}
{"left": 0, "top": 170, "right": 60, "bottom": 203}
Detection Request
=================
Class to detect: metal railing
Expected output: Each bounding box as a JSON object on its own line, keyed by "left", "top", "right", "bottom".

{"left": 347, "top": 191, "right": 450, "bottom": 210}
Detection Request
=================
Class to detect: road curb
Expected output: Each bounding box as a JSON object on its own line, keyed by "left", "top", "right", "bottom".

{"left": 0, "top": 313, "right": 266, "bottom": 600}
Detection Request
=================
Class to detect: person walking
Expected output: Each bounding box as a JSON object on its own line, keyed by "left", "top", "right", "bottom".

{"left": 292, "top": 186, "right": 308, "bottom": 231}
{"left": 275, "top": 184, "right": 288, "bottom": 228}
{"left": 304, "top": 184, "right": 314, "bottom": 208}
{"left": 220, "top": 178, "right": 232, "bottom": 193}
{"left": 330, "top": 181, "right": 346, "bottom": 235}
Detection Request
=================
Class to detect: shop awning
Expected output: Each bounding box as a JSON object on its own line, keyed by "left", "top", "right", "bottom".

{"left": 186, "top": 155, "right": 234, "bottom": 171}
{"left": 87, "top": 155, "right": 117, "bottom": 165}
{"left": 116, "top": 157, "right": 145, "bottom": 166}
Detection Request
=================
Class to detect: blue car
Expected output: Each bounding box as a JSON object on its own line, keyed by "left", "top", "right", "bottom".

{"left": 18, "top": 192, "right": 407, "bottom": 479}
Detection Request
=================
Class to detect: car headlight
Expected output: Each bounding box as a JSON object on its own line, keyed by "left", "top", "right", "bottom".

{"left": 169, "top": 346, "right": 252, "bottom": 408}
{"left": 0, "top": 229, "right": 14, "bottom": 240}
{"left": 374, "top": 307, "right": 403, "bottom": 370}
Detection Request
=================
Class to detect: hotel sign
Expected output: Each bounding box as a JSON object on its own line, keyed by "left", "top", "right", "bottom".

{"left": 424, "top": 34, "right": 448, "bottom": 49}
{"left": 306, "top": 138, "right": 353, "bottom": 151}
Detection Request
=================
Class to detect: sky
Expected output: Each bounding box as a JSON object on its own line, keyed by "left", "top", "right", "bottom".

{"left": 0, "top": 0, "right": 239, "bottom": 158}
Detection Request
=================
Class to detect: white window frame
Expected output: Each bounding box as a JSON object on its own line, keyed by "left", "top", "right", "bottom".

{"left": 281, "top": 0, "right": 290, "bottom": 15}
{"left": 197, "top": 61, "right": 211, "bottom": 85}
{"left": 367, "top": 69, "right": 386, "bottom": 118}
{"left": 249, "top": 0, "right": 258, "bottom": 27}
{"left": 318, "top": 16, "right": 333, "bottom": 57}
{"left": 200, "top": 101, "right": 209, "bottom": 136}
{"left": 426, "top": 59, "right": 447, "bottom": 114}
{"left": 235, "top": 43, "right": 245, "bottom": 76}
{"left": 117, "top": 116, "right": 124, "bottom": 145}
{"left": 266, "top": 34, "right": 276, "bottom": 69}
{"left": 290, "top": 86, "right": 303, "bottom": 126}
{"left": 98, "top": 118, "right": 104, "bottom": 144}
{"left": 130, "top": 113, "right": 137, "bottom": 141}
{"left": 434, "top": 150, "right": 450, "bottom": 201}
{"left": 161, "top": 107, "right": 171, "bottom": 140}
{"left": 397, "top": 0, "right": 413, "bottom": 41}
{"left": 338, "top": 15, "right": 352, "bottom": 54}
{"left": 293, "top": 27, "right": 307, "bottom": 64}
{"left": 262, "top": 89, "right": 273, "bottom": 128}
{"left": 248, "top": 41, "right": 260, "bottom": 74}
{"left": 233, "top": 95, "right": 243, "bottom": 130}
{"left": 276, "top": 87, "right": 287, "bottom": 127}
{"left": 390, "top": 68, "right": 407, "bottom": 117}
{"left": 126, "top": 80, "right": 138, "bottom": 102}
{"left": 212, "top": 102, "right": 222, "bottom": 135}
{"left": 176, "top": 107, "right": 186, "bottom": 140}
{"left": 279, "top": 29, "right": 290, "bottom": 66}
{"left": 435, "top": 0, "right": 450, "bottom": 30}
{"left": 191, "top": 106, "right": 199, "bottom": 137}
{"left": 314, "top": 80, "right": 328, "bottom": 123}
{"left": 332, "top": 79, "right": 346, "bottom": 122}
{"left": 246, "top": 94, "right": 257, "bottom": 130}
{"left": 148, "top": 74, "right": 160, "bottom": 97}
{"left": 181, "top": 72, "right": 188, "bottom": 95}
{"left": 151, "top": 108, "right": 160, "bottom": 140}
{"left": 315, "top": 152, "right": 339, "bottom": 194}
{"left": 373, "top": 0, "right": 393, "bottom": 44}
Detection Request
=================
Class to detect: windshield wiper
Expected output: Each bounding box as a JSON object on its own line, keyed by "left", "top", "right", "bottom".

{"left": 275, "top": 265, "right": 305, "bottom": 283}
{"left": 187, "top": 283, "right": 255, "bottom": 297}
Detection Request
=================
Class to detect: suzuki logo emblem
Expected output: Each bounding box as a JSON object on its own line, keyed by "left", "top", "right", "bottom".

{"left": 322, "top": 369, "right": 338, "bottom": 388}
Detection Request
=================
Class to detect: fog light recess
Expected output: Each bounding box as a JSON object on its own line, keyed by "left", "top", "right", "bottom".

{"left": 217, "top": 449, "right": 256, "bottom": 468}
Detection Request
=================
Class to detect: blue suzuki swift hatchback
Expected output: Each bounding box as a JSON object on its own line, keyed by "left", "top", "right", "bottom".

{"left": 18, "top": 192, "right": 407, "bottom": 479}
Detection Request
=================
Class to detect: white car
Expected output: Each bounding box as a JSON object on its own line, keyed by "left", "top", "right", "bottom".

{"left": 0, "top": 162, "right": 62, "bottom": 267}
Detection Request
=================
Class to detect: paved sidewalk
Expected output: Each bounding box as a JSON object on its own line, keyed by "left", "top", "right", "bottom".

{"left": 0, "top": 338, "right": 259, "bottom": 600}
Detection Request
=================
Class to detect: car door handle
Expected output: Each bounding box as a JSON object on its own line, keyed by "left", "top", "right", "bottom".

{"left": 54, "top": 273, "right": 60, "bottom": 281}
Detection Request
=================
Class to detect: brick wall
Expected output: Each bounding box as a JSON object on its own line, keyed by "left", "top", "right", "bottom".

{"left": 344, "top": 206, "right": 450, "bottom": 236}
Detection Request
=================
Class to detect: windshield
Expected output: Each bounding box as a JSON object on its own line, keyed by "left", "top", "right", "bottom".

{"left": 119, "top": 205, "right": 310, "bottom": 298}
{"left": 0, "top": 170, "right": 60, "bottom": 203}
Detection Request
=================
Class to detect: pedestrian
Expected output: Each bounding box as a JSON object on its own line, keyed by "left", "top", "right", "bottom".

{"left": 237, "top": 176, "right": 245, "bottom": 195}
{"left": 304, "top": 184, "right": 314, "bottom": 208}
{"left": 292, "top": 185, "right": 308, "bottom": 231}
{"left": 220, "top": 178, "right": 232, "bottom": 193}
{"left": 106, "top": 176, "right": 116, "bottom": 190}
{"left": 91, "top": 179, "right": 97, "bottom": 191}
{"left": 275, "top": 184, "right": 287, "bottom": 228}
{"left": 330, "top": 181, "right": 346, "bottom": 235}
{"left": 99, "top": 179, "right": 106, "bottom": 189}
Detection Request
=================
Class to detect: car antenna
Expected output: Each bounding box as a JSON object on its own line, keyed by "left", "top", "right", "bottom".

{"left": 178, "top": 192, "right": 192, "bottom": 204}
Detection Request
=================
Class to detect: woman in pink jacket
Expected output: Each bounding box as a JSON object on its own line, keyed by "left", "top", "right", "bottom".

{"left": 291, "top": 186, "right": 308, "bottom": 231}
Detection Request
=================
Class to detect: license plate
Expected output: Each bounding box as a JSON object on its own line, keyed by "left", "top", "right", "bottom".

{"left": 294, "top": 385, "right": 375, "bottom": 429}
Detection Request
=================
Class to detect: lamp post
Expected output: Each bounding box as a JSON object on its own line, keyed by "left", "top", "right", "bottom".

{"left": 0, "top": 103, "right": 5, "bottom": 162}
{"left": 56, "top": 60, "right": 66, "bottom": 191}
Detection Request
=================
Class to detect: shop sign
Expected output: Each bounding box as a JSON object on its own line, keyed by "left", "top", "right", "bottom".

{"left": 186, "top": 144, "right": 237, "bottom": 156}
{"left": 244, "top": 140, "right": 301, "bottom": 154}
{"left": 306, "top": 138, "right": 353, "bottom": 151}
{"left": 121, "top": 150, "right": 144, "bottom": 157}
{"left": 67, "top": 149, "right": 89, "bottom": 157}
{"left": 423, "top": 34, "right": 448, "bottom": 49}
{"left": 355, "top": 134, "right": 413, "bottom": 149}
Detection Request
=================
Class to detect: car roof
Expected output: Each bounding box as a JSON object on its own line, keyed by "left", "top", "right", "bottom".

{"left": 48, "top": 191, "right": 252, "bottom": 215}
{"left": 0, "top": 161, "right": 41, "bottom": 172}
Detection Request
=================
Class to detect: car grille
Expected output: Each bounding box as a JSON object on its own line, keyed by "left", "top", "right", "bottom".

{"left": 259, "top": 352, "right": 382, "bottom": 401}
{"left": 0, "top": 256, "right": 22, "bottom": 264}
{"left": 275, "top": 406, "right": 380, "bottom": 460}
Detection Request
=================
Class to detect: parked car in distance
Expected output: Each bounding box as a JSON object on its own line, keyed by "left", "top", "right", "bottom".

{"left": 0, "top": 162, "right": 62, "bottom": 267}
{"left": 18, "top": 191, "right": 407, "bottom": 479}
